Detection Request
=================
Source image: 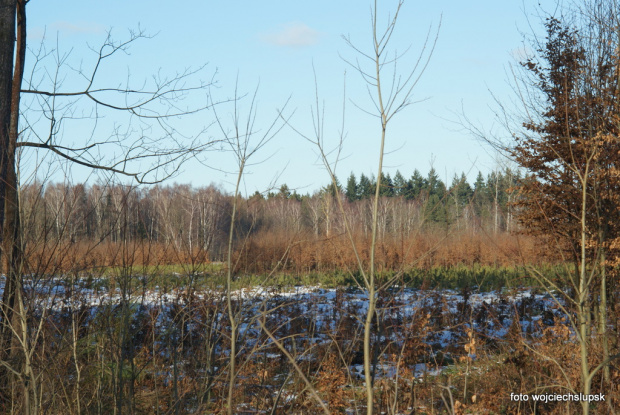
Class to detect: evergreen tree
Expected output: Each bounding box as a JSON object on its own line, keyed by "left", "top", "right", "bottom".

{"left": 290, "top": 190, "right": 302, "bottom": 202}
{"left": 427, "top": 168, "right": 445, "bottom": 198}
{"left": 380, "top": 172, "right": 394, "bottom": 197}
{"left": 456, "top": 173, "right": 473, "bottom": 205}
{"left": 250, "top": 190, "right": 264, "bottom": 200}
{"left": 425, "top": 168, "right": 447, "bottom": 225}
{"left": 486, "top": 171, "right": 508, "bottom": 207}
{"left": 474, "top": 171, "right": 485, "bottom": 194}
{"left": 473, "top": 171, "right": 488, "bottom": 216}
{"left": 323, "top": 176, "right": 342, "bottom": 197}
{"left": 358, "top": 173, "right": 374, "bottom": 199}
{"left": 406, "top": 169, "right": 426, "bottom": 200}
{"left": 278, "top": 184, "right": 291, "bottom": 199}
{"left": 345, "top": 172, "right": 358, "bottom": 202}
{"left": 393, "top": 170, "right": 407, "bottom": 197}
{"left": 447, "top": 173, "right": 473, "bottom": 226}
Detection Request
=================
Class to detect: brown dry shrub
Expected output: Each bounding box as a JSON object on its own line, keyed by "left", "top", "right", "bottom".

{"left": 21, "top": 239, "right": 210, "bottom": 274}
{"left": 235, "top": 229, "right": 554, "bottom": 274}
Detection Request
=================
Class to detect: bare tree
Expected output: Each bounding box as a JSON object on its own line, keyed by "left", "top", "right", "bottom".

{"left": 209, "top": 80, "right": 289, "bottom": 415}
{"left": 339, "top": 2, "right": 438, "bottom": 412}
{"left": 0, "top": 2, "right": 219, "bottom": 409}
{"left": 286, "top": 1, "right": 438, "bottom": 412}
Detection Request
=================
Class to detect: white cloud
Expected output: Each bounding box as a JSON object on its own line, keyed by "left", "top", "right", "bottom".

{"left": 29, "top": 21, "right": 106, "bottom": 40}
{"left": 261, "top": 22, "right": 321, "bottom": 48}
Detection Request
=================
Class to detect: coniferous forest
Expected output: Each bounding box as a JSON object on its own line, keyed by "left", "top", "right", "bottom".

{"left": 21, "top": 168, "right": 532, "bottom": 273}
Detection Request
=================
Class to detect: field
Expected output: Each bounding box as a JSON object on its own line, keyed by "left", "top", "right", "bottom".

{"left": 2, "top": 268, "right": 607, "bottom": 414}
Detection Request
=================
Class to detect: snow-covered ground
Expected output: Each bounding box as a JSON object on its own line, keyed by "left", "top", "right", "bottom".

{"left": 1, "top": 276, "right": 566, "bottom": 362}
{"left": 0, "top": 275, "right": 572, "bottom": 413}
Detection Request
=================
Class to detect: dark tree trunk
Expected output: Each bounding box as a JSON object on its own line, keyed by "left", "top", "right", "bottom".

{"left": 0, "top": 0, "right": 16, "bottom": 249}
{"left": 0, "top": 0, "right": 17, "bottom": 405}
{"left": 1, "top": 0, "right": 25, "bottom": 359}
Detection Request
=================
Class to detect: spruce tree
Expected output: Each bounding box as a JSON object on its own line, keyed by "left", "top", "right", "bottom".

{"left": 346, "top": 172, "right": 358, "bottom": 202}
{"left": 425, "top": 168, "right": 447, "bottom": 225}
{"left": 380, "top": 172, "right": 394, "bottom": 197}
{"left": 393, "top": 170, "right": 407, "bottom": 197}
{"left": 407, "top": 169, "right": 426, "bottom": 200}
{"left": 358, "top": 173, "right": 373, "bottom": 199}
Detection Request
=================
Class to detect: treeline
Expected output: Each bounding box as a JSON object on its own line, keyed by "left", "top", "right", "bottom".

{"left": 336, "top": 167, "right": 519, "bottom": 230}
{"left": 18, "top": 167, "right": 550, "bottom": 273}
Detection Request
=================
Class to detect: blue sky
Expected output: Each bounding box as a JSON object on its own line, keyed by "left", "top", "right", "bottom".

{"left": 23, "top": 0, "right": 557, "bottom": 195}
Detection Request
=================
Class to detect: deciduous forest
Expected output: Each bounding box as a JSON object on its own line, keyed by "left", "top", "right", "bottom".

{"left": 1, "top": 0, "right": 620, "bottom": 414}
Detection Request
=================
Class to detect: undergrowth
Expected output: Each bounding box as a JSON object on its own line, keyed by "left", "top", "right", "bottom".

{"left": 88, "top": 263, "right": 571, "bottom": 292}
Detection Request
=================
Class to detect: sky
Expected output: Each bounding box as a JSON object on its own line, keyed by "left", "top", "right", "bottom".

{"left": 22, "top": 0, "right": 560, "bottom": 195}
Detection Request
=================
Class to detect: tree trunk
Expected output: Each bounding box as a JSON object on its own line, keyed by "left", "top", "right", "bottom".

{"left": 0, "top": 0, "right": 16, "bottom": 265}
{"left": 0, "top": 0, "right": 19, "bottom": 361}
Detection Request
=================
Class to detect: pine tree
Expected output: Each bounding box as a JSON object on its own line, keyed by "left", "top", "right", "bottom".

{"left": 323, "top": 176, "right": 342, "bottom": 197}
{"left": 427, "top": 168, "right": 446, "bottom": 199}
{"left": 447, "top": 173, "right": 473, "bottom": 228}
{"left": 406, "top": 169, "right": 426, "bottom": 200}
{"left": 473, "top": 171, "right": 485, "bottom": 194}
{"left": 456, "top": 173, "right": 473, "bottom": 205}
{"left": 473, "top": 171, "right": 488, "bottom": 217}
{"left": 393, "top": 170, "right": 407, "bottom": 197}
{"left": 425, "top": 168, "right": 447, "bottom": 225}
{"left": 380, "top": 172, "right": 394, "bottom": 197}
{"left": 278, "top": 184, "right": 291, "bottom": 199}
{"left": 346, "top": 172, "right": 358, "bottom": 202}
{"left": 358, "top": 173, "right": 374, "bottom": 199}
